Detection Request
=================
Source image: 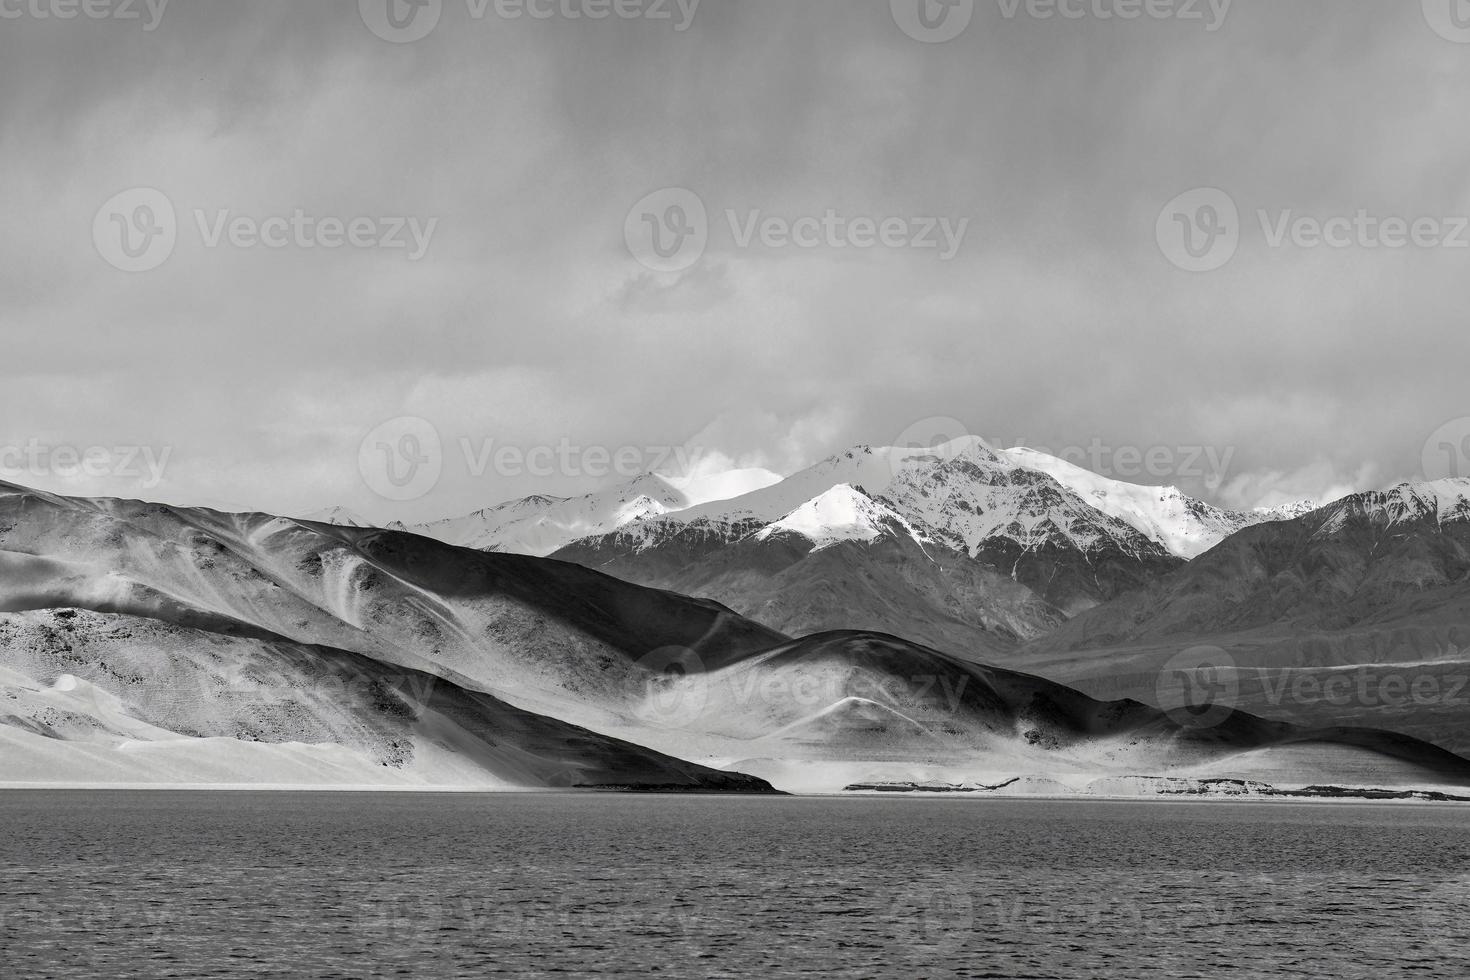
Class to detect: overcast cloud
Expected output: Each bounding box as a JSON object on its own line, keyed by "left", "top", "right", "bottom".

{"left": 1, "top": 0, "right": 1465, "bottom": 522}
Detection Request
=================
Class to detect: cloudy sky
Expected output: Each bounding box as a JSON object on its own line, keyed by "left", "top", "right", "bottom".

{"left": 2, "top": 0, "right": 1466, "bottom": 522}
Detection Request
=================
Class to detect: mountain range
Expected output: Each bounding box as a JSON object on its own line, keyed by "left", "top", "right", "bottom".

{"left": 401, "top": 438, "right": 1311, "bottom": 656}
{"left": 5, "top": 436, "right": 1470, "bottom": 795}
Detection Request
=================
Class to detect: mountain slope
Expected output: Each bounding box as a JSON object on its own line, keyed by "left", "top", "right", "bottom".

{"left": 5, "top": 479, "right": 1466, "bottom": 796}
{"left": 411, "top": 468, "right": 782, "bottom": 557}
{"left": 624, "top": 629, "right": 1470, "bottom": 793}
{"left": 554, "top": 441, "right": 1188, "bottom": 646}
{"left": 1013, "top": 480, "right": 1470, "bottom": 754}
{"left": 0, "top": 480, "right": 783, "bottom": 790}
{"left": 0, "top": 607, "right": 771, "bottom": 791}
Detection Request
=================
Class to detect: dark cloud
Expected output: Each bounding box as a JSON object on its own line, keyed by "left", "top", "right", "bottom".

{"left": 2, "top": 0, "right": 1466, "bottom": 521}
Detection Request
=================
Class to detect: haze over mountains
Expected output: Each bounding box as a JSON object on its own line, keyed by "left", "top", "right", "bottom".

{"left": 7, "top": 469, "right": 1470, "bottom": 795}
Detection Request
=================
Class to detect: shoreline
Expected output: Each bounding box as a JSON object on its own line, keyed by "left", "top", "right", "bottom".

{"left": 4, "top": 784, "right": 1470, "bottom": 805}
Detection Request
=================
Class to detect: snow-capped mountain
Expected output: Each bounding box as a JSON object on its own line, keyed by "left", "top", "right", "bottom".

{"left": 410, "top": 468, "right": 781, "bottom": 557}
{"left": 1312, "top": 479, "right": 1470, "bottom": 536}
{"left": 1000, "top": 447, "right": 1279, "bottom": 559}
{"left": 8, "top": 477, "right": 1466, "bottom": 796}
{"left": 754, "top": 484, "right": 925, "bottom": 550}
{"left": 1022, "top": 478, "right": 1470, "bottom": 758}
{"left": 299, "top": 505, "right": 373, "bottom": 527}
{"left": 553, "top": 440, "right": 1192, "bottom": 638}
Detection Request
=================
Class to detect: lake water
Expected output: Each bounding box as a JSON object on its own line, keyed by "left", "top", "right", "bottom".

{"left": 2, "top": 792, "right": 1469, "bottom": 978}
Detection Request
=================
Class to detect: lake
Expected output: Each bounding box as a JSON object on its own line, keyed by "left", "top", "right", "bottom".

{"left": 2, "top": 792, "right": 1468, "bottom": 978}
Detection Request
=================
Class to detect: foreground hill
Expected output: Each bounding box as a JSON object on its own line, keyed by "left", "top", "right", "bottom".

{"left": 622, "top": 629, "right": 1470, "bottom": 793}
{"left": 0, "top": 481, "right": 779, "bottom": 791}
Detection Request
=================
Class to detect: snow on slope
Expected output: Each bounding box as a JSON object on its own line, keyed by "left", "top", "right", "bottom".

{"left": 411, "top": 468, "right": 782, "bottom": 557}
{"left": 1000, "top": 448, "right": 1256, "bottom": 559}
{"left": 412, "top": 476, "right": 685, "bottom": 556}
{"left": 755, "top": 485, "right": 926, "bottom": 551}
{"left": 606, "top": 438, "right": 1170, "bottom": 565}
{"left": 1313, "top": 479, "right": 1470, "bottom": 536}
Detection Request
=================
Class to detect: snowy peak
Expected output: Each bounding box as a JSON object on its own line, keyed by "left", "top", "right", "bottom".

{"left": 1252, "top": 500, "right": 1318, "bottom": 523}
{"left": 299, "top": 506, "right": 373, "bottom": 528}
{"left": 409, "top": 473, "right": 700, "bottom": 558}
{"left": 998, "top": 447, "right": 1252, "bottom": 559}
{"left": 667, "top": 437, "right": 1000, "bottom": 530}
{"left": 878, "top": 454, "right": 1171, "bottom": 562}
{"left": 1314, "top": 480, "right": 1470, "bottom": 536}
{"left": 755, "top": 484, "right": 923, "bottom": 551}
